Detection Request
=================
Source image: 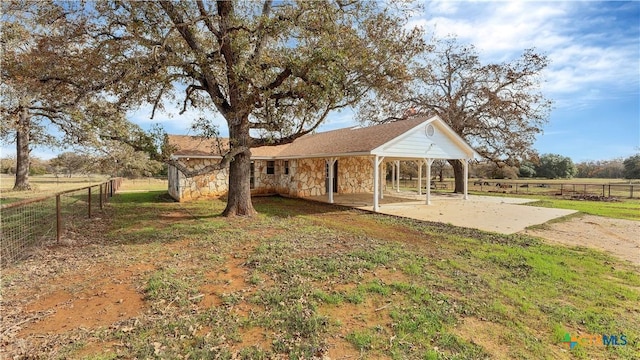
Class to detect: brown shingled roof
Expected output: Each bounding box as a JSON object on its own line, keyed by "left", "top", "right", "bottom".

{"left": 168, "top": 116, "right": 430, "bottom": 158}
{"left": 277, "top": 116, "right": 427, "bottom": 158}
{"left": 168, "top": 135, "right": 229, "bottom": 156}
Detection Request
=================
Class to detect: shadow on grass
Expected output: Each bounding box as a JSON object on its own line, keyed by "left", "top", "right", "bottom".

{"left": 109, "top": 192, "right": 543, "bottom": 249}
{"left": 112, "top": 190, "right": 172, "bottom": 204}
{"left": 104, "top": 193, "right": 358, "bottom": 247}
{"left": 252, "top": 196, "right": 353, "bottom": 218}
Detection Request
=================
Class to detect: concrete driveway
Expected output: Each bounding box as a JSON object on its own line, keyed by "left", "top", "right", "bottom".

{"left": 306, "top": 192, "right": 576, "bottom": 235}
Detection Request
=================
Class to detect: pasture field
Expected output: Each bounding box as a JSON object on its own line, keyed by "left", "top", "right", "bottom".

{"left": 450, "top": 190, "right": 640, "bottom": 221}
{"left": 396, "top": 178, "right": 640, "bottom": 200}
{"left": 393, "top": 178, "right": 640, "bottom": 221}
{"left": 525, "top": 198, "right": 640, "bottom": 221}
{"left": 0, "top": 175, "right": 167, "bottom": 205}
{"left": 119, "top": 177, "right": 168, "bottom": 192}
{"left": 0, "top": 174, "right": 109, "bottom": 205}
{"left": 2, "top": 191, "right": 638, "bottom": 359}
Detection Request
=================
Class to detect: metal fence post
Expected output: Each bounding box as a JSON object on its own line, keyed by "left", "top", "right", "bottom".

{"left": 56, "top": 194, "right": 61, "bottom": 244}
{"left": 631, "top": 185, "right": 634, "bottom": 199}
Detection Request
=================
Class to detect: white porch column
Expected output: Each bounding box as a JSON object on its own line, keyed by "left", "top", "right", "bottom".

{"left": 395, "top": 160, "right": 400, "bottom": 192}
{"left": 380, "top": 162, "right": 384, "bottom": 200}
{"left": 417, "top": 160, "right": 422, "bottom": 196}
{"left": 391, "top": 161, "right": 396, "bottom": 191}
{"left": 327, "top": 157, "right": 337, "bottom": 204}
{"left": 463, "top": 158, "right": 469, "bottom": 200}
{"left": 425, "top": 158, "right": 434, "bottom": 205}
{"left": 372, "top": 156, "right": 384, "bottom": 211}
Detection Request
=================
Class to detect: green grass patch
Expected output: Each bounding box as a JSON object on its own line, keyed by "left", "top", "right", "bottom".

{"left": 346, "top": 330, "right": 374, "bottom": 350}
{"left": 145, "top": 268, "right": 201, "bottom": 307}
{"left": 526, "top": 198, "right": 640, "bottom": 220}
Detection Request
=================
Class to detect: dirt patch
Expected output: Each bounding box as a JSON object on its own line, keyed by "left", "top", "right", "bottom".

{"left": 523, "top": 215, "right": 640, "bottom": 265}
{"left": 453, "top": 317, "right": 509, "bottom": 359}
{"left": 320, "top": 296, "right": 393, "bottom": 359}
{"left": 324, "top": 336, "right": 362, "bottom": 360}
{"left": 232, "top": 326, "right": 273, "bottom": 353}
{"left": 17, "top": 264, "right": 147, "bottom": 336}
{"left": 199, "top": 242, "right": 259, "bottom": 309}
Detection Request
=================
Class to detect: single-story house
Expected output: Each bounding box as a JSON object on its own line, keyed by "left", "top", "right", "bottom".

{"left": 167, "top": 115, "right": 480, "bottom": 211}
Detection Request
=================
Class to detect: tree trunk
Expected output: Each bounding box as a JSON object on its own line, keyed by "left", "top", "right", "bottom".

{"left": 13, "top": 106, "right": 31, "bottom": 191}
{"left": 222, "top": 123, "right": 257, "bottom": 217}
{"left": 448, "top": 159, "right": 464, "bottom": 193}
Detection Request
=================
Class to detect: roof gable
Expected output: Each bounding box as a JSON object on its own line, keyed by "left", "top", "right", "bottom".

{"left": 372, "top": 116, "right": 480, "bottom": 160}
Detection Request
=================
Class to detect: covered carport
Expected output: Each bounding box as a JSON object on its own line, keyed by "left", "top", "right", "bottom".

{"left": 329, "top": 115, "right": 481, "bottom": 211}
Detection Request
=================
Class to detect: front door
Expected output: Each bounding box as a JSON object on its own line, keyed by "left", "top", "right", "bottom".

{"left": 325, "top": 160, "right": 338, "bottom": 193}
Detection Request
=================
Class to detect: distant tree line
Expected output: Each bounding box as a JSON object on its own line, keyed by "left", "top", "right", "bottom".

{"left": 389, "top": 153, "right": 640, "bottom": 181}
{"left": 517, "top": 153, "right": 639, "bottom": 180}
{"left": 0, "top": 152, "right": 165, "bottom": 178}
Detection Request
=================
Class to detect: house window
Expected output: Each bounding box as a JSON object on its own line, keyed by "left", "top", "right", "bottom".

{"left": 250, "top": 161, "right": 255, "bottom": 189}
{"left": 284, "top": 161, "right": 289, "bottom": 175}
{"left": 267, "top": 161, "right": 275, "bottom": 175}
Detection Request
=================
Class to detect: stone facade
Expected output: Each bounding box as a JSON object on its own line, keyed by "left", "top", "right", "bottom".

{"left": 336, "top": 156, "right": 375, "bottom": 194}
{"left": 168, "top": 156, "right": 379, "bottom": 202}
{"left": 168, "top": 158, "right": 229, "bottom": 202}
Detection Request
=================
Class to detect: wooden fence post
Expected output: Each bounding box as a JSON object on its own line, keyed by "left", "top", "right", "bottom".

{"left": 56, "top": 194, "right": 61, "bottom": 244}
{"left": 88, "top": 187, "right": 92, "bottom": 219}
{"left": 99, "top": 184, "right": 103, "bottom": 209}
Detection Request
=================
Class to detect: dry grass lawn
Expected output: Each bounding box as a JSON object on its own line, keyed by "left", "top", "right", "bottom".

{"left": 1, "top": 191, "right": 638, "bottom": 359}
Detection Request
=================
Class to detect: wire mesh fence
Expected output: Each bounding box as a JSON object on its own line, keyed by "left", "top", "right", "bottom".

{"left": 0, "top": 178, "right": 123, "bottom": 268}
{"left": 393, "top": 179, "right": 639, "bottom": 199}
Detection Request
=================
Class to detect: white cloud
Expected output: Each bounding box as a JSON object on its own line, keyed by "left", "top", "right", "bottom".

{"left": 420, "top": 1, "right": 570, "bottom": 56}
{"left": 414, "top": 1, "right": 639, "bottom": 109}
{"left": 427, "top": 0, "right": 460, "bottom": 15}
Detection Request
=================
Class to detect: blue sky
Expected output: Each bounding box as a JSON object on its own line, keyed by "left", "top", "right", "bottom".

{"left": 3, "top": 1, "right": 639, "bottom": 162}
{"left": 408, "top": 0, "right": 640, "bottom": 162}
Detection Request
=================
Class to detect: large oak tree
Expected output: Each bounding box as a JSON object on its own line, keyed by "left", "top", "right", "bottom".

{"left": 47, "top": 0, "right": 425, "bottom": 216}
{"left": 1, "top": 2, "right": 128, "bottom": 190}
{"left": 359, "top": 37, "right": 552, "bottom": 192}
